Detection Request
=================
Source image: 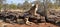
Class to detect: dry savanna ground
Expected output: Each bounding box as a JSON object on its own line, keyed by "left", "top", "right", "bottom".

{"left": 0, "top": 21, "right": 59, "bottom": 27}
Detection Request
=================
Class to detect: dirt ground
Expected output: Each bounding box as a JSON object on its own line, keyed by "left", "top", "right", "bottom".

{"left": 0, "top": 22, "right": 59, "bottom": 27}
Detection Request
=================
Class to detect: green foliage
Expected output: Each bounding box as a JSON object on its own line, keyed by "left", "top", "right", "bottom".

{"left": 9, "top": 4, "right": 17, "bottom": 9}
{"left": 22, "top": 1, "right": 32, "bottom": 10}
{"left": 17, "top": 3, "right": 21, "bottom": 9}
{"left": 0, "top": 0, "right": 60, "bottom": 10}
{"left": 0, "top": 4, "right": 2, "bottom": 10}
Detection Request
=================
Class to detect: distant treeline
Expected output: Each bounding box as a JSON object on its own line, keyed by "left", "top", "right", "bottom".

{"left": 0, "top": 0, "right": 60, "bottom": 10}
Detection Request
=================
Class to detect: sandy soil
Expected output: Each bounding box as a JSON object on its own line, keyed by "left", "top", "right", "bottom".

{"left": 0, "top": 20, "right": 59, "bottom": 27}
{"left": 1, "top": 22, "right": 59, "bottom": 27}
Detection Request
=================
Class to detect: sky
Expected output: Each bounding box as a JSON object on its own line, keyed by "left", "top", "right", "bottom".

{"left": 6, "top": 0, "right": 55, "bottom": 4}
{"left": 6, "top": 0, "right": 36, "bottom": 4}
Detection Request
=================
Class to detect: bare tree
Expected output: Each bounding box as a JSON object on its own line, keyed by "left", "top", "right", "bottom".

{"left": 0, "top": 0, "right": 6, "bottom": 4}
{"left": 43, "top": 0, "right": 48, "bottom": 24}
